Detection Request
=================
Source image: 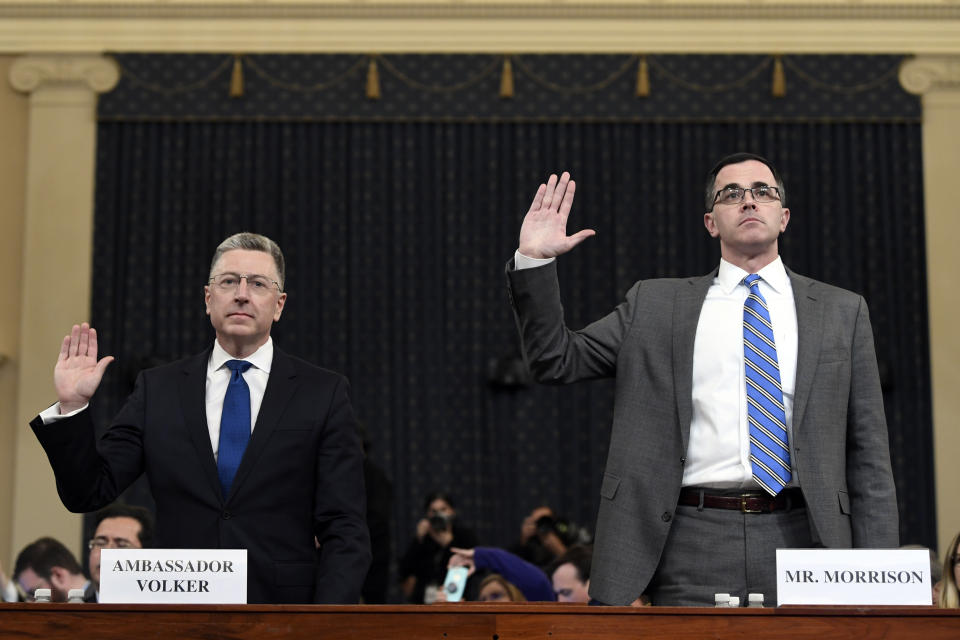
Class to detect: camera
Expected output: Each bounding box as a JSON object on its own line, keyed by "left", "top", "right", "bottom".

{"left": 535, "top": 514, "right": 592, "bottom": 546}
{"left": 429, "top": 513, "right": 452, "bottom": 532}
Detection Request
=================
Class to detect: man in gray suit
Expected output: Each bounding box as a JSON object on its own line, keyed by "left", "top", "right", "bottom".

{"left": 506, "top": 153, "right": 899, "bottom": 606}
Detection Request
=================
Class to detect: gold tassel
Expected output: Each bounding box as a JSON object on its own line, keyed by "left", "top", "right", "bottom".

{"left": 229, "top": 55, "right": 244, "bottom": 98}
{"left": 366, "top": 57, "right": 381, "bottom": 100}
{"left": 636, "top": 56, "right": 650, "bottom": 97}
{"left": 500, "top": 57, "right": 514, "bottom": 99}
{"left": 772, "top": 55, "right": 786, "bottom": 98}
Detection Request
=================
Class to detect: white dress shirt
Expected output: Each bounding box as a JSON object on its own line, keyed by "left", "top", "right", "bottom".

{"left": 205, "top": 337, "right": 273, "bottom": 462}
{"left": 683, "top": 257, "right": 797, "bottom": 489}
{"left": 514, "top": 251, "right": 798, "bottom": 489}
{"left": 42, "top": 337, "right": 275, "bottom": 463}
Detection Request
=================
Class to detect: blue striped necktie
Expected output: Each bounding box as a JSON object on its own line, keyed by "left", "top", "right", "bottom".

{"left": 217, "top": 359, "right": 252, "bottom": 499}
{"left": 743, "top": 274, "right": 791, "bottom": 496}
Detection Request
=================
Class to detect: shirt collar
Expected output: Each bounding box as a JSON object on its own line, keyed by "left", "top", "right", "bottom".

{"left": 717, "top": 255, "right": 789, "bottom": 295}
{"left": 208, "top": 336, "right": 273, "bottom": 374}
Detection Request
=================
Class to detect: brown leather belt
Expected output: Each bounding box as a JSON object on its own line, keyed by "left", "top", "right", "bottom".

{"left": 677, "top": 488, "right": 804, "bottom": 513}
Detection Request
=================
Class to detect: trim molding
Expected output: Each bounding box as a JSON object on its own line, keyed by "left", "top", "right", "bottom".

{"left": 3, "top": 2, "right": 960, "bottom": 21}
{"left": 1, "top": 1, "right": 960, "bottom": 54}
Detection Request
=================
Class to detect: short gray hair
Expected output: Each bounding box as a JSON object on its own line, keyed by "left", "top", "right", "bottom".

{"left": 209, "top": 232, "right": 286, "bottom": 291}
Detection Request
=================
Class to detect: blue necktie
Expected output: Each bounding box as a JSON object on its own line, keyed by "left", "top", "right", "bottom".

{"left": 217, "top": 359, "right": 252, "bottom": 499}
{"left": 743, "top": 274, "right": 791, "bottom": 496}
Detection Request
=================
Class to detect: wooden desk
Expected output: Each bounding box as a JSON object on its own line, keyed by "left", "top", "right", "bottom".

{"left": 2, "top": 602, "right": 958, "bottom": 639}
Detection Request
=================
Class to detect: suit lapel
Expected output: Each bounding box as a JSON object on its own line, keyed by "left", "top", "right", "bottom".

{"left": 179, "top": 348, "right": 222, "bottom": 499}
{"left": 673, "top": 271, "right": 716, "bottom": 454}
{"left": 788, "top": 269, "right": 822, "bottom": 435}
{"left": 225, "top": 347, "right": 298, "bottom": 503}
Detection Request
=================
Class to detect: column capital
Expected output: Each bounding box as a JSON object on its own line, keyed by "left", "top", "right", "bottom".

{"left": 8, "top": 54, "right": 119, "bottom": 94}
{"left": 899, "top": 55, "right": 960, "bottom": 95}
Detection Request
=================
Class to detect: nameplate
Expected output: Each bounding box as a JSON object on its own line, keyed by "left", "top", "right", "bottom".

{"left": 776, "top": 549, "right": 931, "bottom": 606}
{"left": 99, "top": 549, "right": 247, "bottom": 604}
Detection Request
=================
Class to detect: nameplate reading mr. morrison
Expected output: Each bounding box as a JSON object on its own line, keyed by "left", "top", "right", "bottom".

{"left": 776, "top": 548, "right": 930, "bottom": 606}
{"left": 100, "top": 549, "right": 247, "bottom": 604}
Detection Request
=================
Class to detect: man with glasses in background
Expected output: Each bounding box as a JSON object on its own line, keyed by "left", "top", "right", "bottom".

{"left": 506, "top": 152, "right": 898, "bottom": 606}
{"left": 84, "top": 503, "right": 154, "bottom": 602}
{"left": 31, "top": 232, "right": 371, "bottom": 604}
{"left": 9, "top": 537, "right": 89, "bottom": 602}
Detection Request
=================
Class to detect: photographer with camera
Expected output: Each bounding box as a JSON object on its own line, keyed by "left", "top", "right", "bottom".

{"left": 513, "top": 505, "right": 593, "bottom": 570}
{"left": 399, "top": 492, "right": 477, "bottom": 603}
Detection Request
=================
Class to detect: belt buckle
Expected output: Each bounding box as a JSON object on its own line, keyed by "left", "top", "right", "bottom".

{"left": 740, "top": 495, "right": 763, "bottom": 514}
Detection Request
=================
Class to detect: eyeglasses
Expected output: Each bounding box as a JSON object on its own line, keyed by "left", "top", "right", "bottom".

{"left": 88, "top": 536, "right": 136, "bottom": 550}
{"left": 713, "top": 185, "right": 782, "bottom": 207}
{"left": 209, "top": 272, "right": 282, "bottom": 295}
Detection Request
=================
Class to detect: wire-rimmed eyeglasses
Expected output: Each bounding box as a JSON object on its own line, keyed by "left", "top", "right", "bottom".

{"left": 208, "top": 272, "right": 282, "bottom": 295}
{"left": 713, "top": 185, "right": 782, "bottom": 207}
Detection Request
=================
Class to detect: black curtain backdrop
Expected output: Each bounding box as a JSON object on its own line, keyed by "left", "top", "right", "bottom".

{"left": 89, "top": 55, "right": 934, "bottom": 589}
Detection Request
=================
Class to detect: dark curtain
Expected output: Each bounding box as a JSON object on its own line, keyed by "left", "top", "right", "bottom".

{"left": 89, "top": 56, "right": 935, "bottom": 587}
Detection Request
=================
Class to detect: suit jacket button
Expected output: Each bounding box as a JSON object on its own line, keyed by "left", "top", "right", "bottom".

{"left": 661, "top": 512, "right": 672, "bottom": 522}
{"left": 222, "top": 511, "right": 231, "bottom": 520}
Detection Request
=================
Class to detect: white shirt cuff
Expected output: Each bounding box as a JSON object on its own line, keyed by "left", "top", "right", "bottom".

{"left": 39, "top": 402, "right": 88, "bottom": 424}
{"left": 514, "top": 250, "right": 555, "bottom": 270}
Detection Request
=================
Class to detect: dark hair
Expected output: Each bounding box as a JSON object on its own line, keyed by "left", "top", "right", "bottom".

{"left": 92, "top": 503, "right": 155, "bottom": 548}
{"left": 423, "top": 491, "right": 456, "bottom": 512}
{"left": 13, "top": 537, "right": 83, "bottom": 580}
{"left": 705, "top": 152, "right": 787, "bottom": 210}
{"left": 547, "top": 544, "right": 592, "bottom": 583}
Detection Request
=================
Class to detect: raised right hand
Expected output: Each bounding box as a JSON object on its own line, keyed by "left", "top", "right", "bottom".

{"left": 54, "top": 323, "right": 114, "bottom": 414}
{"left": 518, "top": 172, "right": 596, "bottom": 259}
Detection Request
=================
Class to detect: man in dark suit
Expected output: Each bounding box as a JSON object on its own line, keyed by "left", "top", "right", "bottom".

{"left": 32, "top": 232, "right": 371, "bottom": 604}
{"left": 506, "top": 153, "right": 899, "bottom": 606}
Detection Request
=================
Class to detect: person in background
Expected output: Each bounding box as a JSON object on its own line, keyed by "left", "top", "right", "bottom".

{"left": 448, "top": 546, "right": 555, "bottom": 602}
{"left": 399, "top": 491, "right": 477, "bottom": 603}
{"left": 546, "top": 545, "right": 592, "bottom": 604}
{"left": 1, "top": 557, "right": 20, "bottom": 602}
{"left": 86, "top": 503, "right": 154, "bottom": 602}
{"left": 477, "top": 574, "right": 527, "bottom": 602}
{"left": 512, "top": 505, "right": 567, "bottom": 568}
{"left": 12, "top": 537, "right": 90, "bottom": 602}
{"left": 938, "top": 531, "right": 960, "bottom": 608}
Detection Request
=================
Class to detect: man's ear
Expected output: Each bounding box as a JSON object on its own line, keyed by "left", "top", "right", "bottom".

{"left": 704, "top": 212, "right": 719, "bottom": 238}
{"left": 779, "top": 207, "right": 790, "bottom": 233}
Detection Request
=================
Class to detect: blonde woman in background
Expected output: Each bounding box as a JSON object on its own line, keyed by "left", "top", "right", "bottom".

{"left": 938, "top": 531, "right": 960, "bottom": 607}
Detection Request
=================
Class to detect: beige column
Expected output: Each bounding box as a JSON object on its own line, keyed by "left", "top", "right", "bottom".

{"left": 900, "top": 56, "right": 960, "bottom": 555}
{"left": 0, "top": 55, "right": 29, "bottom": 580}
{"left": 8, "top": 54, "right": 118, "bottom": 562}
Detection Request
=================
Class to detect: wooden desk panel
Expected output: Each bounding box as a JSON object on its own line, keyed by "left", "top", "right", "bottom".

{"left": 1, "top": 603, "right": 958, "bottom": 639}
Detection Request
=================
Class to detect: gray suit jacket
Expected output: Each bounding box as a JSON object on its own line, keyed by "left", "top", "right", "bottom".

{"left": 506, "top": 260, "right": 899, "bottom": 606}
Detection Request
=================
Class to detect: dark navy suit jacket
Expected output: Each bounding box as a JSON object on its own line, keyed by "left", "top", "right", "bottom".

{"left": 32, "top": 346, "right": 371, "bottom": 604}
